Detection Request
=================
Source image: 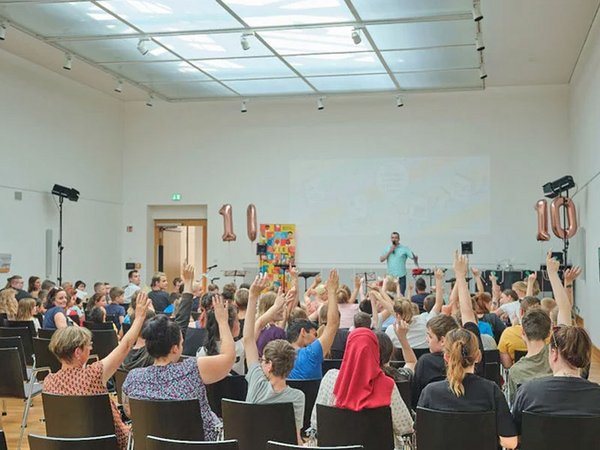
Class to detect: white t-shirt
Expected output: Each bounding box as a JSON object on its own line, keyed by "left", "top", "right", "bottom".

{"left": 499, "top": 301, "right": 521, "bottom": 324}
{"left": 385, "top": 312, "right": 432, "bottom": 349}
{"left": 197, "top": 339, "right": 245, "bottom": 375}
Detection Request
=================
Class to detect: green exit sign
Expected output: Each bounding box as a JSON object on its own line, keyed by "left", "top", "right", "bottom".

{"left": 171, "top": 193, "right": 182, "bottom": 201}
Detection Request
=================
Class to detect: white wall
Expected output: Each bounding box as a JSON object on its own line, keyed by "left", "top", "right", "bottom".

{"left": 122, "top": 85, "right": 570, "bottom": 286}
{"left": 0, "top": 48, "right": 124, "bottom": 287}
{"left": 570, "top": 12, "right": 600, "bottom": 343}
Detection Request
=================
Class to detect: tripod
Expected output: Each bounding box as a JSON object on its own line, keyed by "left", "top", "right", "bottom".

{"left": 57, "top": 196, "right": 64, "bottom": 285}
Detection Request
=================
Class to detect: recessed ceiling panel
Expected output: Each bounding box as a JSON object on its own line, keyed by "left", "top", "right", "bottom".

{"left": 98, "top": 0, "right": 241, "bottom": 33}
{"left": 194, "top": 57, "right": 295, "bottom": 80}
{"left": 147, "top": 81, "right": 237, "bottom": 98}
{"left": 61, "top": 37, "right": 176, "bottom": 63}
{"left": 260, "top": 26, "right": 373, "bottom": 55}
{"left": 157, "top": 33, "right": 274, "bottom": 59}
{"left": 308, "top": 73, "right": 395, "bottom": 92}
{"left": 102, "top": 61, "right": 212, "bottom": 83}
{"left": 367, "top": 20, "right": 475, "bottom": 50}
{"left": 383, "top": 46, "right": 479, "bottom": 72}
{"left": 395, "top": 69, "right": 482, "bottom": 90}
{"left": 223, "top": 0, "right": 354, "bottom": 27}
{"left": 0, "top": 2, "right": 136, "bottom": 37}
{"left": 351, "top": 0, "right": 471, "bottom": 21}
{"left": 224, "top": 77, "right": 313, "bottom": 95}
{"left": 286, "top": 52, "right": 385, "bottom": 76}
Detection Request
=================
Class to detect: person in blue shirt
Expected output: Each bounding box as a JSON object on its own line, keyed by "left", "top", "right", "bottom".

{"left": 380, "top": 232, "right": 418, "bottom": 296}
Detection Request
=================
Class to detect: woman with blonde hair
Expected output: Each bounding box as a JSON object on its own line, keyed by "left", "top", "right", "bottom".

{"left": 0, "top": 288, "right": 18, "bottom": 320}
{"left": 16, "top": 297, "right": 41, "bottom": 331}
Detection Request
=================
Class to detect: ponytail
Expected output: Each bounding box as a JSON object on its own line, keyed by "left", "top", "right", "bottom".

{"left": 444, "top": 329, "right": 480, "bottom": 397}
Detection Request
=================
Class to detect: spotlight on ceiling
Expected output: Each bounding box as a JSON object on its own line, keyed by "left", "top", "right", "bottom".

{"left": 62, "top": 53, "right": 72, "bottom": 71}
{"left": 146, "top": 94, "right": 154, "bottom": 107}
{"left": 396, "top": 95, "right": 404, "bottom": 108}
{"left": 351, "top": 27, "right": 362, "bottom": 45}
{"left": 475, "top": 32, "right": 485, "bottom": 52}
{"left": 317, "top": 96, "right": 325, "bottom": 111}
{"left": 472, "top": 1, "right": 483, "bottom": 21}
{"left": 479, "top": 63, "right": 487, "bottom": 80}
{"left": 114, "top": 79, "right": 123, "bottom": 93}
{"left": 137, "top": 38, "right": 150, "bottom": 56}
{"left": 543, "top": 175, "right": 575, "bottom": 198}
{"left": 0, "top": 21, "right": 7, "bottom": 41}
{"left": 52, "top": 184, "right": 80, "bottom": 202}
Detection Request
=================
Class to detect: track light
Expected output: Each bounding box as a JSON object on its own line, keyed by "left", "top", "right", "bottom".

{"left": 145, "top": 94, "right": 154, "bottom": 107}
{"left": 114, "top": 79, "right": 123, "bottom": 93}
{"left": 62, "top": 53, "right": 72, "bottom": 71}
{"left": 241, "top": 99, "right": 248, "bottom": 113}
{"left": 479, "top": 63, "right": 487, "bottom": 80}
{"left": 0, "top": 21, "right": 6, "bottom": 41}
{"left": 240, "top": 32, "right": 253, "bottom": 51}
{"left": 137, "top": 38, "right": 150, "bottom": 56}
{"left": 351, "top": 27, "right": 362, "bottom": 45}
{"left": 472, "top": 1, "right": 483, "bottom": 22}
{"left": 475, "top": 32, "right": 485, "bottom": 52}
{"left": 396, "top": 95, "right": 404, "bottom": 108}
{"left": 317, "top": 96, "right": 325, "bottom": 111}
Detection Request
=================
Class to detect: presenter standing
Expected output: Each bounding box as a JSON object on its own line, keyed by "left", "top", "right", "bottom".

{"left": 379, "top": 232, "right": 418, "bottom": 296}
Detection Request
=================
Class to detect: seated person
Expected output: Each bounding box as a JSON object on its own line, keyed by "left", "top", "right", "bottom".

{"left": 43, "top": 287, "right": 76, "bottom": 329}
{"left": 121, "top": 310, "right": 156, "bottom": 371}
{"left": 310, "top": 327, "right": 413, "bottom": 448}
{"left": 498, "top": 296, "right": 542, "bottom": 368}
{"left": 16, "top": 297, "right": 41, "bottom": 331}
{"left": 288, "top": 269, "right": 341, "bottom": 380}
{"left": 122, "top": 296, "right": 234, "bottom": 441}
{"left": 106, "top": 287, "right": 127, "bottom": 331}
{"left": 256, "top": 291, "right": 287, "bottom": 356}
{"left": 87, "top": 305, "right": 118, "bottom": 332}
{"left": 508, "top": 309, "right": 552, "bottom": 404}
{"left": 411, "top": 277, "right": 429, "bottom": 313}
{"left": 242, "top": 274, "right": 305, "bottom": 444}
{"left": 512, "top": 326, "right": 600, "bottom": 434}
{"left": 44, "top": 293, "right": 151, "bottom": 450}
{"left": 418, "top": 328, "right": 517, "bottom": 449}
{"left": 376, "top": 327, "right": 416, "bottom": 383}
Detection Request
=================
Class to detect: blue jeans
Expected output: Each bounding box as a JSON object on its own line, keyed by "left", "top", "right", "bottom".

{"left": 398, "top": 276, "right": 407, "bottom": 297}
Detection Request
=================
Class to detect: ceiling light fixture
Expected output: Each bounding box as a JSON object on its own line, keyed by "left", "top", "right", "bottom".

{"left": 114, "top": 79, "right": 123, "bottom": 93}
{"left": 396, "top": 95, "right": 404, "bottom": 108}
{"left": 240, "top": 32, "right": 254, "bottom": 51}
{"left": 317, "top": 96, "right": 325, "bottom": 111}
{"left": 472, "top": 1, "right": 483, "bottom": 22}
{"left": 62, "top": 53, "right": 72, "bottom": 71}
{"left": 0, "top": 21, "right": 7, "bottom": 41}
{"left": 479, "top": 63, "right": 487, "bottom": 80}
{"left": 351, "top": 27, "right": 362, "bottom": 45}
{"left": 475, "top": 32, "right": 485, "bottom": 52}
{"left": 137, "top": 37, "right": 150, "bottom": 56}
{"left": 146, "top": 94, "right": 154, "bottom": 107}
{"left": 241, "top": 99, "right": 248, "bottom": 113}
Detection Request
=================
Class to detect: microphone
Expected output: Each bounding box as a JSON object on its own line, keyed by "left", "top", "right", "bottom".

{"left": 207, "top": 264, "right": 217, "bottom": 270}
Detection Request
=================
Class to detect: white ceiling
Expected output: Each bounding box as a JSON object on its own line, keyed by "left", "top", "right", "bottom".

{"left": 0, "top": 0, "right": 598, "bottom": 103}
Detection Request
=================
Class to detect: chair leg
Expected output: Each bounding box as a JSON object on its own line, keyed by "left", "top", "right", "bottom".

{"left": 1, "top": 400, "right": 6, "bottom": 416}
{"left": 18, "top": 376, "right": 37, "bottom": 450}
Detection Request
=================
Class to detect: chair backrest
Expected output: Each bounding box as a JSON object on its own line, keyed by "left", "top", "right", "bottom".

{"left": 416, "top": 407, "right": 497, "bottom": 450}
{"left": 521, "top": 411, "right": 600, "bottom": 450}
{"left": 389, "top": 360, "right": 405, "bottom": 369}
{"left": 90, "top": 329, "right": 119, "bottom": 359}
{"left": 182, "top": 328, "right": 208, "bottom": 356}
{"left": 129, "top": 398, "right": 205, "bottom": 450}
{"left": 0, "top": 347, "right": 26, "bottom": 398}
{"left": 514, "top": 350, "right": 527, "bottom": 363}
{"left": 321, "top": 359, "right": 342, "bottom": 374}
{"left": 222, "top": 399, "right": 296, "bottom": 450}
{"left": 413, "top": 348, "right": 430, "bottom": 359}
{"left": 6, "top": 320, "right": 38, "bottom": 338}
{"left": 28, "top": 434, "right": 118, "bottom": 450}
{"left": 395, "top": 381, "right": 412, "bottom": 410}
{"left": 113, "top": 368, "right": 128, "bottom": 405}
{"left": 122, "top": 322, "right": 131, "bottom": 334}
{"left": 33, "top": 337, "right": 61, "bottom": 380}
{"left": 206, "top": 375, "right": 248, "bottom": 417}
{"left": 316, "top": 404, "right": 394, "bottom": 450}
{"left": 484, "top": 349, "right": 500, "bottom": 364}
{"left": 484, "top": 362, "right": 501, "bottom": 386}
{"left": 267, "top": 441, "right": 363, "bottom": 450}
{"left": 146, "top": 436, "right": 239, "bottom": 450}
{"left": 0, "top": 336, "right": 28, "bottom": 380}
{"left": 0, "top": 428, "right": 6, "bottom": 450}
{"left": 286, "top": 379, "right": 321, "bottom": 432}
{"left": 0, "top": 326, "right": 34, "bottom": 365}
{"left": 38, "top": 328, "right": 56, "bottom": 339}
{"left": 42, "top": 393, "right": 115, "bottom": 438}
{"left": 330, "top": 329, "right": 350, "bottom": 359}
{"left": 0, "top": 313, "right": 7, "bottom": 327}
{"left": 84, "top": 321, "right": 115, "bottom": 331}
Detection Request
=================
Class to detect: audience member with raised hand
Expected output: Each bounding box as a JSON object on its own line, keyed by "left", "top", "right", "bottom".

{"left": 563, "top": 266, "right": 582, "bottom": 307}
{"left": 243, "top": 274, "right": 305, "bottom": 444}
{"left": 498, "top": 296, "right": 542, "bottom": 369}
{"left": 122, "top": 291, "right": 235, "bottom": 442}
{"left": 471, "top": 267, "right": 484, "bottom": 294}
{"left": 288, "top": 269, "right": 341, "bottom": 380}
{"left": 417, "top": 327, "right": 518, "bottom": 449}
{"left": 336, "top": 275, "right": 361, "bottom": 328}
{"left": 546, "top": 251, "right": 573, "bottom": 326}
{"left": 44, "top": 292, "right": 151, "bottom": 450}
{"left": 473, "top": 292, "right": 506, "bottom": 343}
{"left": 310, "top": 327, "right": 413, "bottom": 448}
{"left": 391, "top": 318, "right": 418, "bottom": 372}
{"left": 525, "top": 271, "right": 539, "bottom": 298}
{"left": 512, "top": 325, "right": 600, "bottom": 435}
{"left": 384, "top": 287, "right": 434, "bottom": 351}
{"left": 43, "top": 287, "right": 76, "bottom": 329}
{"left": 255, "top": 287, "right": 288, "bottom": 356}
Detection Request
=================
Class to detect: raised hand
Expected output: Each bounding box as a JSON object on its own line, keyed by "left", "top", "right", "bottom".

{"left": 471, "top": 267, "right": 481, "bottom": 278}
{"left": 453, "top": 250, "right": 469, "bottom": 278}
{"left": 435, "top": 267, "right": 445, "bottom": 282}
{"left": 326, "top": 269, "right": 339, "bottom": 293}
{"left": 249, "top": 273, "right": 269, "bottom": 297}
{"left": 354, "top": 275, "right": 361, "bottom": 290}
{"left": 394, "top": 319, "right": 410, "bottom": 339}
{"left": 564, "top": 266, "right": 582, "bottom": 283}
{"left": 546, "top": 251, "right": 560, "bottom": 275}
{"left": 527, "top": 271, "right": 537, "bottom": 283}
{"left": 285, "top": 286, "right": 297, "bottom": 305}
{"left": 274, "top": 287, "right": 286, "bottom": 310}
{"left": 315, "top": 274, "right": 322, "bottom": 285}
{"left": 489, "top": 273, "right": 497, "bottom": 284}
{"left": 134, "top": 291, "right": 151, "bottom": 319}
{"left": 212, "top": 294, "right": 229, "bottom": 324}
{"left": 182, "top": 263, "right": 195, "bottom": 292}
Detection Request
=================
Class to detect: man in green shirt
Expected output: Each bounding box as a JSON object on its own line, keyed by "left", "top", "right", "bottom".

{"left": 380, "top": 232, "right": 418, "bottom": 296}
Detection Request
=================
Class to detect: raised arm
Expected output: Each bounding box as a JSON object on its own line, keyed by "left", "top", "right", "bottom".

{"left": 101, "top": 292, "right": 150, "bottom": 384}
{"left": 431, "top": 268, "right": 445, "bottom": 315}
{"left": 255, "top": 288, "right": 286, "bottom": 336}
{"left": 243, "top": 275, "right": 269, "bottom": 367}
{"left": 454, "top": 251, "right": 476, "bottom": 325}
{"left": 563, "top": 266, "right": 582, "bottom": 306}
{"left": 174, "top": 264, "right": 195, "bottom": 336}
{"left": 369, "top": 291, "right": 379, "bottom": 329}
{"left": 489, "top": 273, "right": 500, "bottom": 310}
{"left": 197, "top": 294, "right": 236, "bottom": 384}
{"left": 349, "top": 275, "right": 361, "bottom": 304}
{"left": 546, "top": 252, "right": 572, "bottom": 326}
{"left": 525, "top": 271, "right": 537, "bottom": 298}
{"left": 318, "top": 269, "right": 341, "bottom": 356}
{"left": 471, "top": 267, "right": 484, "bottom": 294}
{"left": 394, "top": 319, "right": 416, "bottom": 371}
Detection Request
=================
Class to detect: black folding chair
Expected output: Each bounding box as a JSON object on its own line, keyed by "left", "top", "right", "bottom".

{"left": 128, "top": 398, "right": 205, "bottom": 450}
{"left": 416, "top": 407, "right": 497, "bottom": 450}
{"left": 514, "top": 350, "right": 527, "bottom": 363}
{"left": 6, "top": 320, "right": 38, "bottom": 339}
{"left": 267, "top": 442, "right": 363, "bottom": 450}
{"left": 32, "top": 337, "right": 61, "bottom": 381}
{"left": 182, "top": 328, "right": 208, "bottom": 356}
{"left": 113, "top": 368, "right": 128, "bottom": 405}
{"left": 317, "top": 404, "right": 394, "bottom": 450}
{"left": 0, "top": 327, "right": 34, "bottom": 366}
{"left": 84, "top": 321, "right": 115, "bottom": 331}
{"left": 0, "top": 336, "right": 30, "bottom": 380}
{"left": 321, "top": 359, "right": 342, "bottom": 374}
{"left": 147, "top": 436, "right": 239, "bottom": 450}
{"left": 38, "top": 329, "right": 56, "bottom": 339}
{"left": 205, "top": 375, "right": 248, "bottom": 417}
{"left": 395, "top": 381, "right": 412, "bottom": 410}
{"left": 42, "top": 393, "right": 115, "bottom": 438}
{"left": 222, "top": 399, "right": 296, "bottom": 450}
{"left": 286, "top": 379, "right": 321, "bottom": 433}
{"left": 484, "top": 362, "right": 501, "bottom": 386}
{"left": 28, "top": 433, "right": 118, "bottom": 450}
{"left": 330, "top": 329, "right": 350, "bottom": 359}
{"left": 90, "top": 329, "right": 118, "bottom": 359}
{"left": 521, "top": 411, "right": 600, "bottom": 450}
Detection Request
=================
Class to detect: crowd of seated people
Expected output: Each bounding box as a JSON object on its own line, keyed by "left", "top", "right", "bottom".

{"left": 1, "top": 246, "right": 599, "bottom": 450}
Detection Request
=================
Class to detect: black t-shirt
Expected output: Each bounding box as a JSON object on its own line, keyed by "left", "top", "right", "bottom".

{"left": 418, "top": 373, "right": 517, "bottom": 438}
{"left": 412, "top": 352, "right": 446, "bottom": 409}
{"left": 411, "top": 293, "right": 429, "bottom": 312}
{"left": 464, "top": 321, "right": 486, "bottom": 376}
{"left": 512, "top": 376, "right": 600, "bottom": 433}
{"left": 148, "top": 290, "right": 170, "bottom": 313}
